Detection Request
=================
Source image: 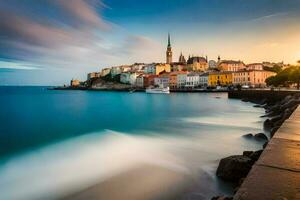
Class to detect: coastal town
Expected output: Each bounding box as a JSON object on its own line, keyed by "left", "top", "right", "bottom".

{"left": 69, "top": 34, "right": 288, "bottom": 91}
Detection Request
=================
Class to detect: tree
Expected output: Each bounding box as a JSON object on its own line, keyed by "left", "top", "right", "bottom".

{"left": 289, "top": 66, "right": 300, "bottom": 90}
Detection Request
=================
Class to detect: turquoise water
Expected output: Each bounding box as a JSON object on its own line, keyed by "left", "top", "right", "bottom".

{"left": 0, "top": 87, "right": 265, "bottom": 200}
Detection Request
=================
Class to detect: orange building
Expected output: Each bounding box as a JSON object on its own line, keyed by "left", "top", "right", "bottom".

{"left": 233, "top": 70, "right": 276, "bottom": 87}
{"left": 143, "top": 74, "right": 158, "bottom": 88}
{"left": 218, "top": 60, "right": 245, "bottom": 72}
{"left": 169, "top": 71, "right": 187, "bottom": 88}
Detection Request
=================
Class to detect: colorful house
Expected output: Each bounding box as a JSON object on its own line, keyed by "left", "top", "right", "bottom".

{"left": 208, "top": 72, "right": 233, "bottom": 86}
{"left": 154, "top": 73, "right": 170, "bottom": 87}
{"left": 233, "top": 70, "right": 276, "bottom": 87}
{"left": 169, "top": 71, "right": 187, "bottom": 89}
{"left": 185, "top": 72, "right": 201, "bottom": 88}
{"left": 218, "top": 60, "right": 245, "bottom": 72}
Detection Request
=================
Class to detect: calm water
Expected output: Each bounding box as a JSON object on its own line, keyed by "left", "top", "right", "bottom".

{"left": 0, "top": 86, "right": 265, "bottom": 200}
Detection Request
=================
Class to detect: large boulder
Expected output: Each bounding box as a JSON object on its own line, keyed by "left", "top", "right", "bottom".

{"left": 249, "top": 150, "right": 263, "bottom": 161}
{"left": 242, "top": 133, "right": 253, "bottom": 138}
{"left": 211, "top": 196, "right": 233, "bottom": 200}
{"left": 216, "top": 155, "right": 253, "bottom": 182}
{"left": 263, "top": 119, "right": 273, "bottom": 130}
{"left": 254, "top": 133, "right": 268, "bottom": 141}
{"left": 243, "top": 150, "right": 263, "bottom": 162}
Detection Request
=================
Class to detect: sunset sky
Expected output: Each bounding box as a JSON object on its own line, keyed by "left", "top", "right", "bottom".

{"left": 1, "top": 0, "right": 300, "bottom": 85}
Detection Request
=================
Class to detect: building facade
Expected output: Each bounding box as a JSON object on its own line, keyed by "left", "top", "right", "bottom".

{"left": 247, "top": 63, "right": 264, "bottom": 71}
{"left": 209, "top": 72, "right": 233, "bottom": 86}
{"left": 199, "top": 73, "right": 209, "bottom": 87}
{"left": 233, "top": 70, "right": 276, "bottom": 87}
{"left": 185, "top": 73, "right": 200, "bottom": 88}
{"left": 154, "top": 73, "right": 170, "bottom": 88}
{"left": 120, "top": 72, "right": 138, "bottom": 85}
{"left": 177, "top": 73, "right": 187, "bottom": 88}
{"left": 187, "top": 56, "right": 208, "bottom": 72}
{"left": 218, "top": 60, "right": 245, "bottom": 72}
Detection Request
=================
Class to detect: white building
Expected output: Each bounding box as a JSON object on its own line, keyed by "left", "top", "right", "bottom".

{"left": 111, "top": 66, "right": 122, "bottom": 77}
{"left": 177, "top": 73, "right": 187, "bottom": 88}
{"left": 144, "top": 64, "right": 156, "bottom": 74}
{"left": 101, "top": 68, "right": 111, "bottom": 77}
{"left": 247, "top": 63, "right": 264, "bottom": 71}
{"left": 185, "top": 73, "right": 200, "bottom": 88}
{"left": 136, "top": 74, "right": 144, "bottom": 88}
{"left": 154, "top": 74, "right": 169, "bottom": 88}
{"left": 199, "top": 73, "right": 209, "bottom": 87}
{"left": 120, "top": 72, "right": 138, "bottom": 85}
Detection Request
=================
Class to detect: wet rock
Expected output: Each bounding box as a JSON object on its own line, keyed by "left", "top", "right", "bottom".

{"left": 254, "top": 133, "right": 268, "bottom": 141}
{"left": 253, "top": 104, "right": 261, "bottom": 108}
{"left": 249, "top": 150, "right": 263, "bottom": 161}
{"left": 243, "top": 133, "right": 253, "bottom": 138}
{"left": 263, "top": 119, "right": 273, "bottom": 130}
{"left": 211, "top": 196, "right": 233, "bottom": 200}
{"left": 216, "top": 155, "right": 253, "bottom": 182}
{"left": 241, "top": 98, "right": 249, "bottom": 102}
{"left": 243, "top": 151, "right": 253, "bottom": 157}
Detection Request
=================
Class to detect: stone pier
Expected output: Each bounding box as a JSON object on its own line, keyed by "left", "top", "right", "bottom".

{"left": 233, "top": 106, "right": 300, "bottom": 200}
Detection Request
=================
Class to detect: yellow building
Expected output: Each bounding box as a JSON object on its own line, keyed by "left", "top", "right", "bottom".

{"left": 155, "top": 64, "right": 171, "bottom": 75}
{"left": 70, "top": 79, "right": 80, "bottom": 87}
{"left": 208, "top": 72, "right": 233, "bottom": 86}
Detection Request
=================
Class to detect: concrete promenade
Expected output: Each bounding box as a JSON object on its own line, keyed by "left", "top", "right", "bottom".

{"left": 234, "top": 106, "right": 300, "bottom": 200}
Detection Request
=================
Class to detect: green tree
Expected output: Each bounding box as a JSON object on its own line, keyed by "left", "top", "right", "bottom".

{"left": 289, "top": 66, "right": 300, "bottom": 89}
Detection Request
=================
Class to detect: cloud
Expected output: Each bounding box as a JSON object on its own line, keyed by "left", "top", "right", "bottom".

{"left": 0, "top": 0, "right": 158, "bottom": 74}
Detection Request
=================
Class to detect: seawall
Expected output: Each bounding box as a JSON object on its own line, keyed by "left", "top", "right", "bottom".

{"left": 228, "top": 90, "right": 300, "bottom": 103}
{"left": 228, "top": 90, "right": 300, "bottom": 200}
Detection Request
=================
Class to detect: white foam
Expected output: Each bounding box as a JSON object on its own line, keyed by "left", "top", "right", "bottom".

{"left": 0, "top": 130, "right": 189, "bottom": 200}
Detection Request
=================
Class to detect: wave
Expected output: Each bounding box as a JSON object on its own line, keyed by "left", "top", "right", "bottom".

{"left": 0, "top": 130, "right": 191, "bottom": 200}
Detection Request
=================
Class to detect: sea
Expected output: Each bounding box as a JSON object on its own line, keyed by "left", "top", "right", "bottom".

{"left": 0, "top": 86, "right": 266, "bottom": 200}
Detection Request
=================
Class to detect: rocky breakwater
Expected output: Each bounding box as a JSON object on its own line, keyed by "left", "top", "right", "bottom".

{"left": 211, "top": 93, "right": 300, "bottom": 200}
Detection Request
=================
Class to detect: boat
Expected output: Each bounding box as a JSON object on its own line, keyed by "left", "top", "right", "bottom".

{"left": 146, "top": 86, "right": 170, "bottom": 94}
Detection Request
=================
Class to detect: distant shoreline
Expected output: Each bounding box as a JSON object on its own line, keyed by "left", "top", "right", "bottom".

{"left": 49, "top": 86, "right": 230, "bottom": 93}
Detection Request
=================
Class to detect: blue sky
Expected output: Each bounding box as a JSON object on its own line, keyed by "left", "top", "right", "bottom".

{"left": 1, "top": 0, "right": 300, "bottom": 85}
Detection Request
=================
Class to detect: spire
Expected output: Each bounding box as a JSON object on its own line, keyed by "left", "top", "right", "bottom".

{"left": 168, "top": 33, "right": 171, "bottom": 48}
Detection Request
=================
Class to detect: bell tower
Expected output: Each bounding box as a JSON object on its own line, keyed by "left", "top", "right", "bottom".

{"left": 166, "top": 33, "right": 172, "bottom": 64}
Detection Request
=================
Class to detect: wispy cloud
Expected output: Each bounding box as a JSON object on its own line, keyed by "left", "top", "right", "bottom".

{"left": 248, "top": 12, "right": 288, "bottom": 22}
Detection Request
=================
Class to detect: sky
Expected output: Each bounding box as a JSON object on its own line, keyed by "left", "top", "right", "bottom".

{"left": 1, "top": 0, "right": 300, "bottom": 85}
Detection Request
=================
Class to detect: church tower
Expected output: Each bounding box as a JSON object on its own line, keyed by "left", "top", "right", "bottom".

{"left": 166, "top": 33, "right": 172, "bottom": 64}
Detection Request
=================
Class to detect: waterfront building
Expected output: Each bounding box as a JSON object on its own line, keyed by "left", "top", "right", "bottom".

{"left": 171, "top": 62, "right": 186, "bottom": 72}
{"left": 218, "top": 60, "right": 245, "bottom": 72}
{"left": 154, "top": 73, "right": 170, "bottom": 88}
{"left": 136, "top": 74, "right": 144, "bottom": 88}
{"left": 70, "top": 79, "right": 80, "bottom": 87}
{"left": 232, "top": 70, "right": 276, "bottom": 87}
{"left": 208, "top": 71, "right": 233, "bottom": 86}
{"left": 87, "top": 72, "right": 100, "bottom": 80}
{"left": 101, "top": 68, "right": 111, "bottom": 77}
{"left": 177, "top": 73, "right": 187, "bottom": 88}
{"left": 247, "top": 63, "right": 264, "bottom": 71}
{"left": 199, "top": 72, "right": 209, "bottom": 87}
{"left": 185, "top": 72, "right": 201, "bottom": 88}
{"left": 121, "top": 65, "right": 132, "bottom": 73}
{"left": 131, "top": 63, "right": 145, "bottom": 71}
{"left": 166, "top": 33, "right": 172, "bottom": 64}
{"left": 111, "top": 66, "right": 122, "bottom": 77}
{"left": 120, "top": 72, "right": 138, "bottom": 85}
{"left": 143, "top": 74, "right": 157, "bottom": 88}
{"left": 187, "top": 56, "right": 208, "bottom": 72}
{"left": 169, "top": 71, "right": 187, "bottom": 89}
{"left": 144, "top": 63, "right": 171, "bottom": 75}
